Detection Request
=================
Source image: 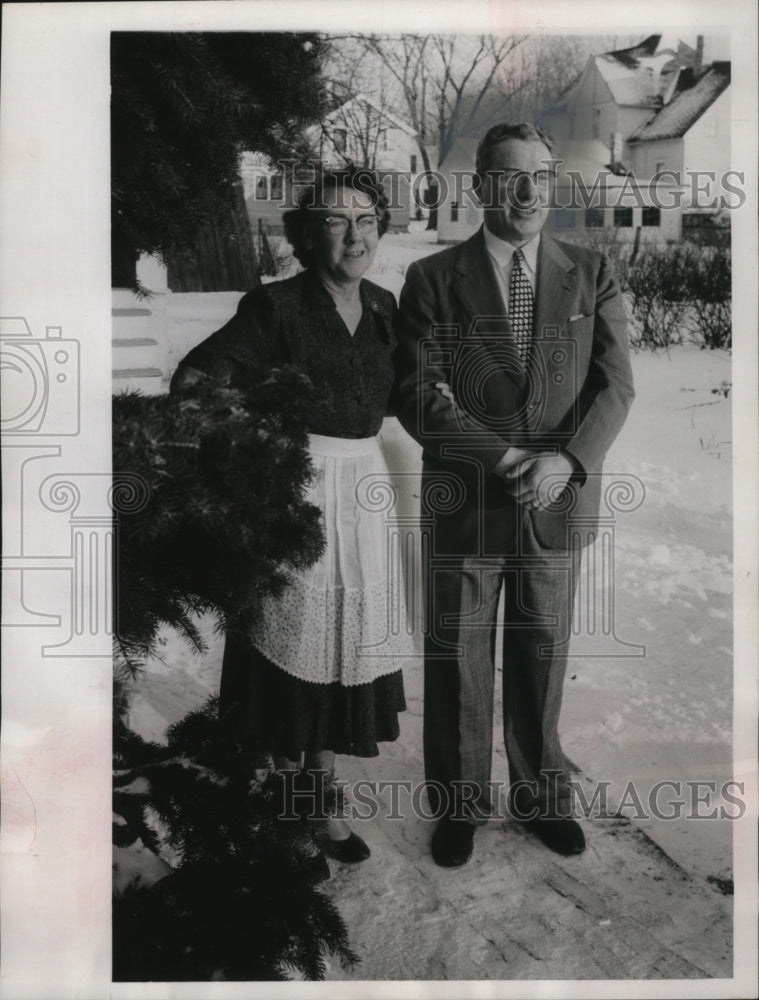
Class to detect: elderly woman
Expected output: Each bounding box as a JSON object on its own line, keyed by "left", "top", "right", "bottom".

{"left": 172, "top": 167, "right": 411, "bottom": 864}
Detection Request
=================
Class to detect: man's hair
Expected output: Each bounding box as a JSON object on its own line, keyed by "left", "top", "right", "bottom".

{"left": 283, "top": 165, "right": 391, "bottom": 267}
{"left": 475, "top": 122, "right": 556, "bottom": 179}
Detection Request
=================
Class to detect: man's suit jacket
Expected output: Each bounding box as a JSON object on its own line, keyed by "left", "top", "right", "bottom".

{"left": 393, "top": 227, "right": 634, "bottom": 554}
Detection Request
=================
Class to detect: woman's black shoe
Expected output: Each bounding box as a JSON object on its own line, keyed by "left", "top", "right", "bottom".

{"left": 320, "top": 831, "right": 371, "bottom": 863}
{"left": 303, "top": 850, "right": 331, "bottom": 882}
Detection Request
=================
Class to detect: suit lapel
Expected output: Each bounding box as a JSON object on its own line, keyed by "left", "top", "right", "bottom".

{"left": 451, "top": 229, "right": 506, "bottom": 321}
{"left": 534, "top": 236, "right": 578, "bottom": 341}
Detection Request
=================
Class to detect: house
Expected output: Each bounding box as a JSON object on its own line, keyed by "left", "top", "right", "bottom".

{"left": 434, "top": 138, "right": 482, "bottom": 244}
{"left": 436, "top": 35, "right": 732, "bottom": 245}
{"left": 547, "top": 139, "right": 683, "bottom": 244}
{"left": 240, "top": 151, "right": 298, "bottom": 238}
{"left": 241, "top": 96, "right": 432, "bottom": 235}
{"left": 544, "top": 35, "right": 696, "bottom": 154}
{"left": 434, "top": 135, "right": 680, "bottom": 245}
{"left": 544, "top": 35, "right": 731, "bottom": 244}
{"left": 314, "top": 94, "right": 421, "bottom": 176}
{"left": 626, "top": 61, "right": 731, "bottom": 243}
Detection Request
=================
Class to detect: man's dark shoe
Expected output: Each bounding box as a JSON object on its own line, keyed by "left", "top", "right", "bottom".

{"left": 431, "top": 815, "right": 475, "bottom": 867}
{"left": 524, "top": 816, "right": 585, "bottom": 856}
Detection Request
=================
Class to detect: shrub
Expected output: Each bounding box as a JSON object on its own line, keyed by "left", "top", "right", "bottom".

{"left": 626, "top": 245, "right": 696, "bottom": 350}
{"left": 576, "top": 232, "right": 633, "bottom": 294}
{"left": 686, "top": 246, "right": 731, "bottom": 349}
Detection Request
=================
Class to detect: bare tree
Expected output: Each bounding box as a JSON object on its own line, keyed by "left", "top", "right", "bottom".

{"left": 509, "top": 35, "right": 642, "bottom": 124}
{"left": 358, "top": 36, "right": 434, "bottom": 169}
{"left": 320, "top": 41, "right": 393, "bottom": 169}
{"left": 326, "top": 33, "right": 642, "bottom": 228}
{"left": 428, "top": 34, "right": 528, "bottom": 164}
{"left": 354, "top": 34, "right": 528, "bottom": 226}
{"left": 319, "top": 95, "right": 392, "bottom": 170}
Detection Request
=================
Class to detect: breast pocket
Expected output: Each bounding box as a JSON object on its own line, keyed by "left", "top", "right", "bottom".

{"left": 561, "top": 313, "right": 594, "bottom": 372}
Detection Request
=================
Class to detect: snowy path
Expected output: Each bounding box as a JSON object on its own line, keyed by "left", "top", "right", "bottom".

{"left": 323, "top": 749, "right": 732, "bottom": 981}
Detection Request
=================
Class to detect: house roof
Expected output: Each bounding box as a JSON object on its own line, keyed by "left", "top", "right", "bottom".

{"left": 322, "top": 94, "right": 417, "bottom": 136}
{"left": 553, "top": 140, "right": 632, "bottom": 185}
{"left": 629, "top": 62, "right": 730, "bottom": 141}
{"left": 554, "top": 139, "right": 612, "bottom": 172}
{"left": 550, "top": 35, "right": 702, "bottom": 113}
{"left": 606, "top": 34, "right": 662, "bottom": 66}
{"left": 594, "top": 48, "right": 682, "bottom": 108}
{"left": 438, "top": 138, "right": 477, "bottom": 171}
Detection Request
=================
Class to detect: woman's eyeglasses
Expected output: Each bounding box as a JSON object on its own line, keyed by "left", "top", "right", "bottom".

{"left": 317, "top": 215, "right": 378, "bottom": 235}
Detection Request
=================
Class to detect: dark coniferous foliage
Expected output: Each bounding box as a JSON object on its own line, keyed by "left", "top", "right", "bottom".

{"left": 113, "top": 699, "right": 358, "bottom": 981}
{"left": 111, "top": 32, "right": 330, "bottom": 285}
{"left": 113, "top": 368, "right": 324, "bottom": 668}
{"left": 112, "top": 373, "right": 361, "bottom": 980}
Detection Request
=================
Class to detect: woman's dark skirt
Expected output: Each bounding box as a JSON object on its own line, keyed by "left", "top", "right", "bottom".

{"left": 219, "top": 633, "right": 406, "bottom": 759}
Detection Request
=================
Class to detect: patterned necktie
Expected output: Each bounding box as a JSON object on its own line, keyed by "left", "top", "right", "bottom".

{"left": 509, "top": 247, "right": 533, "bottom": 365}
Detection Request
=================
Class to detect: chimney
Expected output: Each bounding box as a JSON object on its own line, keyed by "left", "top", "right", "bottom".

{"left": 695, "top": 36, "right": 704, "bottom": 71}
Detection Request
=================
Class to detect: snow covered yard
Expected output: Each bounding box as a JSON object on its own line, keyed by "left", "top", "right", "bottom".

{"left": 126, "top": 232, "right": 738, "bottom": 981}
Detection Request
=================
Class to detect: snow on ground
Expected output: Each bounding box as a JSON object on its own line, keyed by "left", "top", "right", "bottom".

{"left": 129, "top": 232, "right": 737, "bottom": 981}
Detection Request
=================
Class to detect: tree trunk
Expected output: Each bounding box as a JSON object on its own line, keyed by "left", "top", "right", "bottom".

{"left": 167, "top": 182, "right": 261, "bottom": 292}
{"left": 419, "top": 146, "right": 438, "bottom": 231}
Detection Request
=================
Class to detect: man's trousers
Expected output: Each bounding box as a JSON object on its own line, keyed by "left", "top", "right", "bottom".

{"left": 423, "top": 510, "right": 582, "bottom": 823}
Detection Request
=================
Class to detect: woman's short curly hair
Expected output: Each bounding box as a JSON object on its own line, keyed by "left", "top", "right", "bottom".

{"left": 284, "top": 166, "right": 391, "bottom": 268}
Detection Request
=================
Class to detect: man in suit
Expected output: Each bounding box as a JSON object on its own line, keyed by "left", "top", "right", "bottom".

{"left": 394, "top": 122, "right": 634, "bottom": 866}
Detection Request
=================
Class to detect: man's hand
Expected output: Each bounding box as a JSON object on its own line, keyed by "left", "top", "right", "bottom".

{"left": 493, "top": 446, "right": 538, "bottom": 480}
{"left": 498, "top": 452, "right": 577, "bottom": 511}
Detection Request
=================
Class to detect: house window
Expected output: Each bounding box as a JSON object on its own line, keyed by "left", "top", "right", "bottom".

{"left": 270, "top": 174, "right": 283, "bottom": 202}
{"left": 410, "top": 154, "right": 417, "bottom": 173}
{"left": 553, "top": 208, "right": 576, "bottom": 229}
{"left": 613, "top": 207, "right": 633, "bottom": 228}
{"left": 592, "top": 108, "right": 601, "bottom": 140}
{"left": 255, "top": 176, "right": 268, "bottom": 200}
{"left": 642, "top": 206, "right": 661, "bottom": 227}
{"left": 450, "top": 201, "right": 459, "bottom": 222}
{"left": 655, "top": 160, "right": 666, "bottom": 175}
{"left": 584, "top": 207, "right": 605, "bottom": 229}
